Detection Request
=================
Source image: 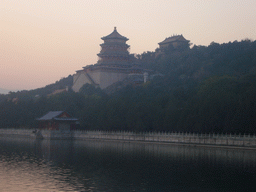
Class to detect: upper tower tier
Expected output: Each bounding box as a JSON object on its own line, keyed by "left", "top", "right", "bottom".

{"left": 97, "top": 27, "right": 131, "bottom": 67}
{"left": 101, "top": 27, "right": 129, "bottom": 42}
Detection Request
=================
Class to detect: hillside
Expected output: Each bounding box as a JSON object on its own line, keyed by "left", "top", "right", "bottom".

{"left": 0, "top": 39, "right": 256, "bottom": 134}
{"left": 0, "top": 75, "right": 73, "bottom": 101}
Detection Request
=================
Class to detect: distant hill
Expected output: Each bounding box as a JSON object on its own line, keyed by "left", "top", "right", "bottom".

{"left": 1, "top": 75, "right": 73, "bottom": 99}
{"left": 0, "top": 88, "right": 11, "bottom": 95}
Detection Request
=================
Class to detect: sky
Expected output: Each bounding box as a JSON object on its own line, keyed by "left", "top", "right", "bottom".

{"left": 1, "top": 0, "right": 256, "bottom": 90}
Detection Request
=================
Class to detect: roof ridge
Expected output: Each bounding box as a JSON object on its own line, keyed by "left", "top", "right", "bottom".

{"left": 101, "top": 27, "right": 128, "bottom": 41}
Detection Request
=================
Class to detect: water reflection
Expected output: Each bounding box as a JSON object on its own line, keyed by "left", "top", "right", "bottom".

{"left": 0, "top": 138, "right": 256, "bottom": 191}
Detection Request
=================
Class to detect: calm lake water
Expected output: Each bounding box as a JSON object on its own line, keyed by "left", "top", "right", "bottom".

{"left": 0, "top": 138, "right": 256, "bottom": 192}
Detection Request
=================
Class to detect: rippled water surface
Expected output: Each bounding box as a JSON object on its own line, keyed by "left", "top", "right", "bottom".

{"left": 1, "top": 138, "right": 256, "bottom": 191}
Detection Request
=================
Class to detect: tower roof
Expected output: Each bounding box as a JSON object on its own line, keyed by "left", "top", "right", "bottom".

{"left": 102, "top": 27, "right": 129, "bottom": 41}
{"left": 158, "top": 35, "right": 188, "bottom": 45}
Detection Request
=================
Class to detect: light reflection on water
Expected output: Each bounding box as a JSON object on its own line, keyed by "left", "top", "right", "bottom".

{"left": 0, "top": 137, "right": 256, "bottom": 191}
{"left": 1, "top": 141, "right": 83, "bottom": 191}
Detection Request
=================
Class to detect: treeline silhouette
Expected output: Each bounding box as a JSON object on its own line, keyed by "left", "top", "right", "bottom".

{"left": 0, "top": 39, "right": 256, "bottom": 134}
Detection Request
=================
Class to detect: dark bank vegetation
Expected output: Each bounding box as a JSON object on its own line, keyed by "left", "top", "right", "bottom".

{"left": 0, "top": 39, "right": 256, "bottom": 134}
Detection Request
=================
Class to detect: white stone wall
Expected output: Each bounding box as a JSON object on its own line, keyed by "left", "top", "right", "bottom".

{"left": 72, "top": 72, "right": 92, "bottom": 92}
{"left": 72, "top": 70, "right": 129, "bottom": 91}
{"left": 99, "top": 71, "right": 128, "bottom": 89}
{"left": 87, "top": 70, "right": 101, "bottom": 85}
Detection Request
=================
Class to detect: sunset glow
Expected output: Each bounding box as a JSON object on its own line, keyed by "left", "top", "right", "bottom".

{"left": 1, "top": 0, "right": 256, "bottom": 90}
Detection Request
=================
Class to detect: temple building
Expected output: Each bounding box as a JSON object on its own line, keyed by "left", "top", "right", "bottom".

{"left": 37, "top": 111, "right": 79, "bottom": 130}
{"left": 155, "top": 35, "right": 190, "bottom": 57}
{"left": 72, "top": 27, "right": 144, "bottom": 92}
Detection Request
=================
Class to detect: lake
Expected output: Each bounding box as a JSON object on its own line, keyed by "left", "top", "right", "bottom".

{"left": 0, "top": 138, "right": 256, "bottom": 191}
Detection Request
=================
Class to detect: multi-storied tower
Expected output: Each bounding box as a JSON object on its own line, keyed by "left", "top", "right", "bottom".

{"left": 97, "top": 27, "right": 131, "bottom": 67}
{"left": 72, "top": 27, "right": 144, "bottom": 92}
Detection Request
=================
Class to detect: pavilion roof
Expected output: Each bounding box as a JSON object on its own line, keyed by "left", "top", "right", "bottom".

{"left": 36, "top": 111, "right": 78, "bottom": 121}
{"left": 102, "top": 27, "right": 129, "bottom": 41}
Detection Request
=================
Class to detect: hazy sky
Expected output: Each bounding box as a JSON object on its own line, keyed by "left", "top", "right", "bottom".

{"left": 1, "top": 0, "right": 256, "bottom": 90}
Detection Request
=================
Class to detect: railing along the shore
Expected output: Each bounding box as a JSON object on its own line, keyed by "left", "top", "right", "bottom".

{"left": 74, "top": 130, "right": 256, "bottom": 148}
{"left": 1, "top": 129, "right": 256, "bottom": 148}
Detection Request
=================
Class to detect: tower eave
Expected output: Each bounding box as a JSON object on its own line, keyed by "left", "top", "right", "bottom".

{"left": 101, "top": 27, "right": 129, "bottom": 41}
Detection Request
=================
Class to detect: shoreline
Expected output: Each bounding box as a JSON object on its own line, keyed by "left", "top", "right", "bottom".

{"left": 1, "top": 129, "right": 256, "bottom": 150}
{"left": 78, "top": 138, "right": 256, "bottom": 150}
{"left": 1, "top": 134, "right": 256, "bottom": 150}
